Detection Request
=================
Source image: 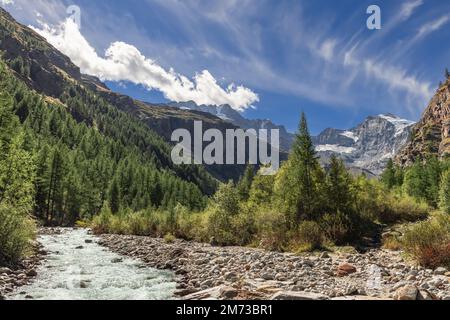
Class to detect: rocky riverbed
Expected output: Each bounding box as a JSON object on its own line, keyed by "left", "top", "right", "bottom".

{"left": 98, "top": 234, "right": 450, "bottom": 300}
{"left": 0, "top": 242, "right": 46, "bottom": 300}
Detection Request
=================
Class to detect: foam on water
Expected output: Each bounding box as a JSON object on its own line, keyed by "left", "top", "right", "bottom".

{"left": 9, "top": 229, "right": 176, "bottom": 300}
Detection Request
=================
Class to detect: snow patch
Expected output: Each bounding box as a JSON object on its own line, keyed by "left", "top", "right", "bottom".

{"left": 340, "top": 131, "right": 359, "bottom": 142}
{"left": 316, "top": 144, "right": 356, "bottom": 154}
{"left": 378, "top": 114, "right": 415, "bottom": 137}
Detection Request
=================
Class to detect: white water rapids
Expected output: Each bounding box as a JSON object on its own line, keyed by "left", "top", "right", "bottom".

{"left": 8, "top": 229, "right": 176, "bottom": 300}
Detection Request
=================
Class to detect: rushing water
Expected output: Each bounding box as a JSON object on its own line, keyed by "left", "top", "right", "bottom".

{"left": 8, "top": 228, "right": 176, "bottom": 300}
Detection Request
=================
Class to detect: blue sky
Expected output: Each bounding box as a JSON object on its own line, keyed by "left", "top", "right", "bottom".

{"left": 2, "top": 0, "right": 449, "bottom": 134}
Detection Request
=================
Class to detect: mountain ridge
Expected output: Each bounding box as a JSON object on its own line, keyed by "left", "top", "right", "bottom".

{"left": 313, "top": 114, "right": 415, "bottom": 175}
{"left": 396, "top": 78, "right": 450, "bottom": 165}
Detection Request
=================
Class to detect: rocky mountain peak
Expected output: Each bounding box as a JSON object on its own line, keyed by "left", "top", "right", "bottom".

{"left": 396, "top": 79, "right": 450, "bottom": 165}
{"left": 313, "top": 114, "right": 415, "bottom": 175}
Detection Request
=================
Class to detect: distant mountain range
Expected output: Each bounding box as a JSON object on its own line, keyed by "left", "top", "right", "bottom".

{"left": 169, "top": 101, "right": 416, "bottom": 176}
{"left": 167, "top": 101, "right": 295, "bottom": 152}
{"left": 313, "top": 114, "right": 415, "bottom": 176}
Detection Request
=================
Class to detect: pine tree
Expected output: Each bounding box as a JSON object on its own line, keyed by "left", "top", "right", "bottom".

{"left": 325, "top": 155, "right": 353, "bottom": 214}
{"left": 403, "top": 160, "right": 427, "bottom": 201}
{"left": 237, "top": 164, "right": 255, "bottom": 201}
{"left": 381, "top": 159, "right": 397, "bottom": 189}
{"left": 276, "top": 113, "right": 324, "bottom": 222}
{"left": 424, "top": 157, "right": 442, "bottom": 207}
{"left": 108, "top": 177, "right": 120, "bottom": 214}
{"left": 34, "top": 145, "right": 50, "bottom": 219}
{"left": 45, "top": 147, "right": 66, "bottom": 224}
{"left": 445, "top": 68, "right": 450, "bottom": 79}
{"left": 439, "top": 169, "right": 450, "bottom": 214}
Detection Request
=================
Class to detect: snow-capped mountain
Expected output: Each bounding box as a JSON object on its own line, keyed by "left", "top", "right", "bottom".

{"left": 167, "top": 101, "right": 295, "bottom": 152}
{"left": 167, "top": 101, "right": 414, "bottom": 175}
{"left": 313, "top": 114, "right": 416, "bottom": 175}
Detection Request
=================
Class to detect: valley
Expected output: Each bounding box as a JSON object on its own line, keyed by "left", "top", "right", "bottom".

{"left": 0, "top": 4, "right": 449, "bottom": 302}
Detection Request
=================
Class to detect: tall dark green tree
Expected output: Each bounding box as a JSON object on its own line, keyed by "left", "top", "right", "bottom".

{"left": 45, "top": 147, "right": 66, "bottom": 224}
{"left": 276, "top": 113, "right": 325, "bottom": 222}
{"left": 325, "top": 155, "right": 353, "bottom": 214}
{"left": 381, "top": 159, "right": 397, "bottom": 189}
{"left": 108, "top": 177, "right": 120, "bottom": 214}
{"left": 237, "top": 164, "right": 255, "bottom": 201}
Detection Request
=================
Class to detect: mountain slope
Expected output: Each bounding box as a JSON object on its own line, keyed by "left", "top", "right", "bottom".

{"left": 168, "top": 101, "right": 295, "bottom": 152}
{"left": 0, "top": 7, "right": 248, "bottom": 182}
{"left": 396, "top": 78, "right": 450, "bottom": 165}
{"left": 313, "top": 114, "right": 415, "bottom": 175}
{"left": 0, "top": 7, "right": 218, "bottom": 201}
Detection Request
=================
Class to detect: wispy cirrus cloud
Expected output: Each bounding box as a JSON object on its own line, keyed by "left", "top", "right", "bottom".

{"left": 417, "top": 15, "right": 450, "bottom": 39}
{"left": 399, "top": 0, "right": 423, "bottom": 21}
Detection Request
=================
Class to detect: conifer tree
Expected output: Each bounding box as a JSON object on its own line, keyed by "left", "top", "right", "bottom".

{"left": 381, "top": 159, "right": 397, "bottom": 189}
{"left": 276, "top": 113, "right": 324, "bottom": 222}
{"left": 237, "top": 164, "right": 255, "bottom": 201}
{"left": 325, "top": 155, "right": 353, "bottom": 215}
{"left": 439, "top": 169, "right": 450, "bottom": 214}
{"left": 108, "top": 177, "right": 120, "bottom": 214}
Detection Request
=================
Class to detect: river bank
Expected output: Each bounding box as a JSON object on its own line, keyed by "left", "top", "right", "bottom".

{"left": 98, "top": 234, "right": 450, "bottom": 300}
{"left": 0, "top": 241, "right": 45, "bottom": 299}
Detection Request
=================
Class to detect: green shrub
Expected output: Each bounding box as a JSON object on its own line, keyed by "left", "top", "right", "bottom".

{"left": 377, "top": 194, "right": 429, "bottom": 224}
{"left": 253, "top": 209, "right": 288, "bottom": 251}
{"left": 164, "top": 233, "right": 176, "bottom": 244}
{"left": 402, "top": 213, "right": 450, "bottom": 268}
{"left": 320, "top": 212, "right": 350, "bottom": 245}
{"left": 290, "top": 221, "right": 323, "bottom": 252}
{"left": 0, "top": 204, "right": 36, "bottom": 265}
{"left": 91, "top": 203, "right": 113, "bottom": 234}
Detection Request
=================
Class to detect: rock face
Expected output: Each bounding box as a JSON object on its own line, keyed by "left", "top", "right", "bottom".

{"left": 313, "top": 114, "right": 415, "bottom": 175}
{"left": 396, "top": 79, "right": 450, "bottom": 165}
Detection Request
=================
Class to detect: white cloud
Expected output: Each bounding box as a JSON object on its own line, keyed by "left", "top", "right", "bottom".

{"left": 318, "top": 39, "right": 337, "bottom": 62}
{"left": 417, "top": 15, "right": 450, "bottom": 38}
{"left": 31, "top": 18, "right": 259, "bottom": 111}
{"left": 400, "top": 0, "right": 423, "bottom": 20}
{"left": 0, "top": 0, "right": 14, "bottom": 6}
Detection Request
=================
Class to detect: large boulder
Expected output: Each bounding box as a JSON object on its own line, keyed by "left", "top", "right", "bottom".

{"left": 336, "top": 263, "right": 357, "bottom": 277}
{"left": 393, "top": 285, "right": 418, "bottom": 300}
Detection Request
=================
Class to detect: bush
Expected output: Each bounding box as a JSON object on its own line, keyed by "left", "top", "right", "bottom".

{"left": 0, "top": 204, "right": 36, "bottom": 265}
{"left": 91, "top": 203, "right": 113, "bottom": 234}
{"left": 164, "top": 233, "right": 176, "bottom": 244}
{"left": 253, "top": 209, "right": 288, "bottom": 251}
{"left": 290, "top": 221, "right": 323, "bottom": 252}
{"left": 377, "top": 194, "right": 429, "bottom": 224}
{"left": 402, "top": 213, "right": 450, "bottom": 268}
{"left": 320, "top": 212, "right": 350, "bottom": 245}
